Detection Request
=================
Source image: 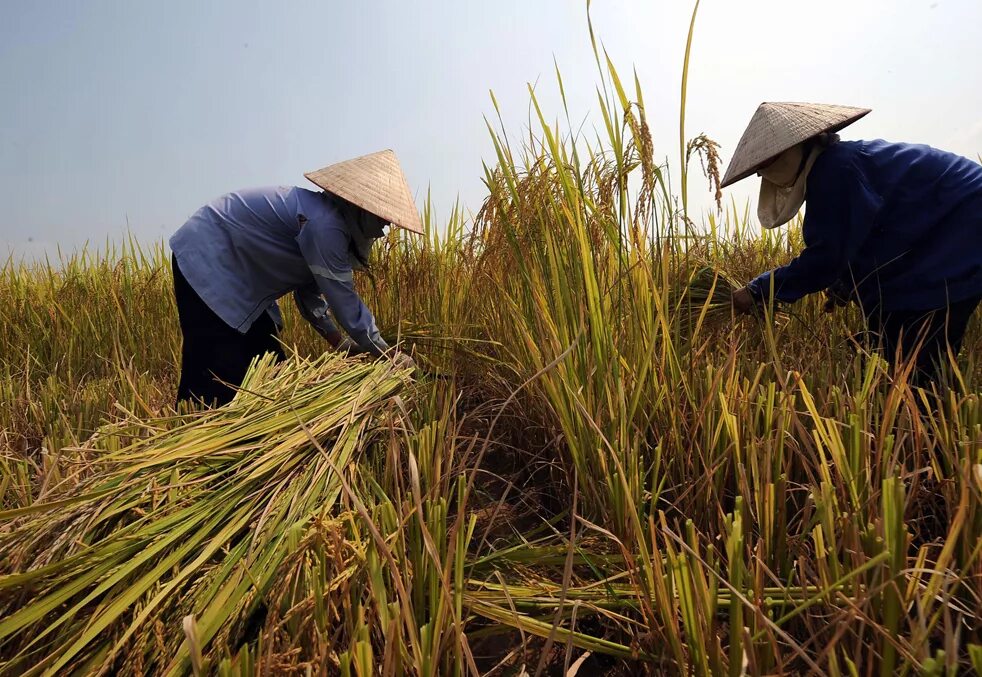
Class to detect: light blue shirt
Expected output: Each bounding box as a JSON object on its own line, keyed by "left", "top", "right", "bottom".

{"left": 169, "top": 186, "right": 389, "bottom": 355}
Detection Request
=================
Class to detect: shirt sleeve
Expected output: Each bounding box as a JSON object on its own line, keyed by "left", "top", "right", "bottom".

{"left": 296, "top": 224, "right": 390, "bottom": 356}
{"left": 747, "top": 155, "right": 883, "bottom": 304}
{"left": 292, "top": 282, "right": 339, "bottom": 340}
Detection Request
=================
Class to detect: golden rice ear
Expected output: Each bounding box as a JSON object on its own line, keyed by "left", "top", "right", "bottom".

{"left": 305, "top": 150, "right": 424, "bottom": 235}
{"left": 721, "top": 102, "right": 871, "bottom": 188}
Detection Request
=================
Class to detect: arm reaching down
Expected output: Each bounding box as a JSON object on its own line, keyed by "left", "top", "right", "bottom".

{"left": 293, "top": 283, "right": 344, "bottom": 346}
{"left": 747, "top": 153, "right": 882, "bottom": 305}
{"left": 296, "top": 223, "right": 390, "bottom": 357}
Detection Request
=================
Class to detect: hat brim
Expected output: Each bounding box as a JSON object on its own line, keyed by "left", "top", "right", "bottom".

{"left": 304, "top": 150, "right": 425, "bottom": 234}
{"left": 720, "top": 107, "right": 871, "bottom": 188}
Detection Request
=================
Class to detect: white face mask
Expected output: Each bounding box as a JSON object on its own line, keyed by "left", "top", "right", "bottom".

{"left": 757, "top": 143, "right": 820, "bottom": 229}
{"left": 758, "top": 144, "right": 804, "bottom": 188}
{"left": 756, "top": 133, "right": 840, "bottom": 229}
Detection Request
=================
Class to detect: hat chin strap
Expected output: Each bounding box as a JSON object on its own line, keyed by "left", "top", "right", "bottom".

{"left": 757, "top": 143, "right": 825, "bottom": 229}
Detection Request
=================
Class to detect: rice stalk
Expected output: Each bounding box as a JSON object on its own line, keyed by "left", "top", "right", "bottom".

{"left": 0, "top": 353, "right": 407, "bottom": 675}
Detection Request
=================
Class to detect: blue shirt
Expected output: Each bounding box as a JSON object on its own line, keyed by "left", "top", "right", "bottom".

{"left": 169, "top": 186, "right": 389, "bottom": 355}
{"left": 748, "top": 140, "right": 982, "bottom": 312}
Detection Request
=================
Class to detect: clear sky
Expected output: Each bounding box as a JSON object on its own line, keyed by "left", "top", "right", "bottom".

{"left": 2, "top": 0, "right": 981, "bottom": 259}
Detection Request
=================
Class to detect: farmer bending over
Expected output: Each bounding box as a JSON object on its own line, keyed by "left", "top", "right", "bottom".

{"left": 169, "top": 150, "right": 419, "bottom": 407}
{"left": 725, "top": 103, "right": 982, "bottom": 385}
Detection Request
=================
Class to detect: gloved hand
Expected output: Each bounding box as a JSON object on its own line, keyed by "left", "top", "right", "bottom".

{"left": 822, "top": 283, "right": 852, "bottom": 313}
{"left": 732, "top": 286, "right": 756, "bottom": 314}
{"left": 334, "top": 337, "right": 360, "bottom": 355}
{"left": 391, "top": 351, "right": 417, "bottom": 372}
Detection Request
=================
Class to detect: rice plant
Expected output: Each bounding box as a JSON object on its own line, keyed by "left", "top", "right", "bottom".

{"left": 2, "top": 11, "right": 982, "bottom": 676}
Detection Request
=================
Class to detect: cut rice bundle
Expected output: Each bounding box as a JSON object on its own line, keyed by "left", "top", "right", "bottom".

{"left": 0, "top": 352, "right": 408, "bottom": 676}
{"left": 670, "top": 265, "right": 740, "bottom": 338}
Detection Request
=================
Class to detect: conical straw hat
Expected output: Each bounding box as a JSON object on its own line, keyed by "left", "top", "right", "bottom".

{"left": 305, "top": 149, "right": 424, "bottom": 234}
{"left": 720, "top": 102, "right": 871, "bottom": 187}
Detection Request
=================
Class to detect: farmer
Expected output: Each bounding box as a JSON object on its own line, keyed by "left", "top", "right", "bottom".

{"left": 724, "top": 102, "right": 982, "bottom": 384}
{"left": 169, "top": 149, "right": 420, "bottom": 407}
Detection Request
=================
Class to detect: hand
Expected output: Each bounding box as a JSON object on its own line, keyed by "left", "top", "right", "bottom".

{"left": 391, "top": 351, "right": 417, "bottom": 372}
{"left": 822, "top": 286, "right": 850, "bottom": 313}
{"left": 732, "top": 287, "right": 756, "bottom": 314}
{"left": 334, "top": 337, "right": 359, "bottom": 355}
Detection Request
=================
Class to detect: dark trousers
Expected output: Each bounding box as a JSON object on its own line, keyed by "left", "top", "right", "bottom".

{"left": 865, "top": 295, "right": 980, "bottom": 386}
{"left": 173, "top": 255, "right": 285, "bottom": 407}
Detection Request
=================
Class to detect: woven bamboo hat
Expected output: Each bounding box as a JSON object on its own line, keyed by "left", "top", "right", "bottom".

{"left": 720, "top": 102, "right": 871, "bottom": 187}
{"left": 305, "top": 150, "right": 424, "bottom": 234}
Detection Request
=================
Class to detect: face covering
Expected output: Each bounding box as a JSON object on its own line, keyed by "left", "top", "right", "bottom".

{"left": 760, "top": 144, "right": 804, "bottom": 188}
{"left": 756, "top": 134, "right": 838, "bottom": 229}
{"left": 337, "top": 199, "right": 387, "bottom": 269}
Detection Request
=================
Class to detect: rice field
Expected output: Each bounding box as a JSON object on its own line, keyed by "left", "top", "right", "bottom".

{"left": 2, "top": 48, "right": 982, "bottom": 677}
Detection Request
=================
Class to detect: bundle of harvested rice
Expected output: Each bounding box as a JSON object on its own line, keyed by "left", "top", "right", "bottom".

{"left": 670, "top": 265, "right": 741, "bottom": 336}
{"left": 0, "top": 353, "right": 409, "bottom": 676}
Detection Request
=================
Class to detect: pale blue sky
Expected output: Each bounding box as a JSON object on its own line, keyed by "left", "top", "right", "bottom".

{"left": 2, "top": 0, "right": 981, "bottom": 259}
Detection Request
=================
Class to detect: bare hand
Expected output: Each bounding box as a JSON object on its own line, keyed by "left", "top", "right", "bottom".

{"left": 732, "top": 287, "right": 755, "bottom": 314}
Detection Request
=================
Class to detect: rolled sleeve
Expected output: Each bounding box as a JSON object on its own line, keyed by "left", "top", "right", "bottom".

{"left": 748, "top": 155, "right": 882, "bottom": 304}
{"left": 296, "top": 225, "right": 389, "bottom": 356}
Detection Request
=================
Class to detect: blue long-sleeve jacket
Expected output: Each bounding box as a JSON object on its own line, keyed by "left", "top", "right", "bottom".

{"left": 747, "top": 140, "right": 982, "bottom": 312}
{"left": 169, "top": 186, "right": 388, "bottom": 355}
